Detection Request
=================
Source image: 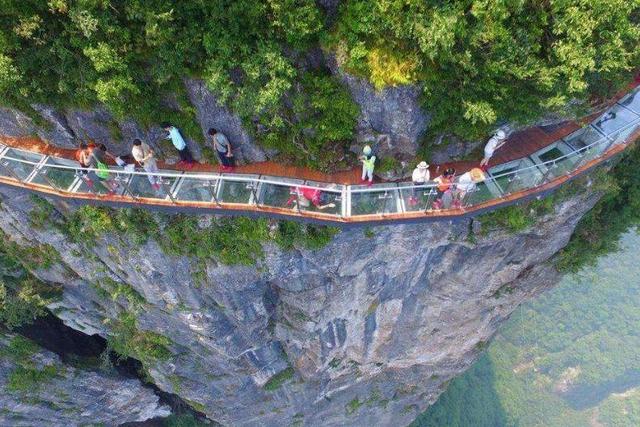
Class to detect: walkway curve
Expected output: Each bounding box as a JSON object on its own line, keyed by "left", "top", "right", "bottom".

{"left": 1, "top": 85, "right": 640, "bottom": 226}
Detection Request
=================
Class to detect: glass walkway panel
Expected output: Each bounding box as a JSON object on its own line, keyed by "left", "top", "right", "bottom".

{"left": 350, "top": 183, "right": 401, "bottom": 216}
{"left": 0, "top": 148, "right": 42, "bottom": 181}
{"left": 0, "top": 83, "right": 638, "bottom": 224}
{"left": 30, "top": 156, "right": 79, "bottom": 191}
{"left": 592, "top": 104, "right": 640, "bottom": 144}
{"left": 216, "top": 174, "right": 258, "bottom": 204}
{"left": 489, "top": 158, "right": 543, "bottom": 195}
{"left": 174, "top": 172, "right": 220, "bottom": 203}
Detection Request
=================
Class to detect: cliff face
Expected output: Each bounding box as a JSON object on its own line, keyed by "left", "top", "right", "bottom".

{"left": 0, "top": 331, "right": 169, "bottom": 426}
{"left": 0, "top": 182, "right": 600, "bottom": 426}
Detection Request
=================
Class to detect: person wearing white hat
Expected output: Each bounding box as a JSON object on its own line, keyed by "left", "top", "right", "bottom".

{"left": 480, "top": 129, "right": 507, "bottom": 168}
{"left": 359, "top": 145, "right": 376, "bottom": 186}
{"left": 409, "top": 161, "right": 430, "bottom": 206}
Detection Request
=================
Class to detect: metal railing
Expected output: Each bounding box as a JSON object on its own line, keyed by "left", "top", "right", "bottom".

{"left": 0, "top": 87, "right": 639, "bottom": 223}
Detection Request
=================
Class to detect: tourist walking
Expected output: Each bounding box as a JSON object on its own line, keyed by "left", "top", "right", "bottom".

{"left": 208, "top": 128, "right": 235, "bottom": 171}
{"left": 75, "top": 142, "right": 95, "bottom": 188}
{"left": 88, "top": 143, "right": 119, "bottom": 194}
{"left": 162, "top": 122, "right": 194, "bottom": 168}
{"left": 480, "top": 129, "right": 507, "bottom": 168}
{"left": 432, "top": 167, "right": 456, "bottom": 209}
{"left": 360, "top": 145, "right": 376, "bottom": 186}
{"left": 409, "top": 161, "right": 430, "bottom": 206}
{"left": 131, "top": 139, "right": 162, "bottom": 190}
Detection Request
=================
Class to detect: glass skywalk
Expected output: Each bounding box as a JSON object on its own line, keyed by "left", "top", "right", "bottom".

{"left": 0, "top": 87, "right": 639, "bottom": 224}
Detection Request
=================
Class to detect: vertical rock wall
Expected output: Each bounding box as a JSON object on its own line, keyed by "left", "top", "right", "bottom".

{"left": 0, "top": 183, "right": 600, "bottom": 426}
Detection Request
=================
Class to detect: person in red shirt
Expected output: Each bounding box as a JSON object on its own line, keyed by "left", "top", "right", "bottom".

{"left": 431, "top": 167, "right": 456, "bottom": 210}
{"left": 286, "top": 186, "right": 336, "bottom": 210}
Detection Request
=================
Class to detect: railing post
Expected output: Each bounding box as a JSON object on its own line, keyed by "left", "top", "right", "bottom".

{"left": 209, "top": 179, "right": 221, "bottom": 206}
{"left": 294, "top": 187, "right": 301, "bottom": 213}
{"left": 162, "top": 179, "right": 176, "bottom": 203}
{"left": 250, "top": 177, "right": 260, "bottom": 208}
{"left": 423, "top": 188, "right": 436, "bottom": 213}
{"left": 121, "top": 175, "right": 138, "bottom": 200}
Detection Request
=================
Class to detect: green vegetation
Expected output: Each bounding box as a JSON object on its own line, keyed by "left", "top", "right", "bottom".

{"left": 557, "top": 143, "right": 640, "bottom": 272}
{"left": 329, "top": 1, "right": 640, "bottom": 139}
{"left": 273, "top": 221, "right": 340, "bottom": 251}
{"left": 63, "top": 206, "right": 159, "bottom": 245}
{"left": 28, "top": 194, "right": 57, "bottom": 229}
{"left": 1, "top": 2, "right": 636, "bottom": 164}
{"left": 2, "top": 336, "right": 59, "bottom": 393}
{"left": 477, "top": 194, "right": 558, "bottom": 234}
{"left": 106, "top": 312, "right": 172, "bottom": 367}
{"left": 0, "top": 1, "right": 358, "bottom": 169}
{"left": 160, "top": 215, "right": 338, "bottom": 265}
{"left": 162, "top": 413, "right": 209, "bottom": 427}
{"left": 345, "top": 397, "right": 363, "bottom": 415}
{"left": 415, "top": 231, "right": 640, "bottom": 426}
{"left": 159, "top": 215, "right": 268, "bottom": 265}
{"left": 59, "top": 206, "right": 338, "bottom": 266}
{"left": 7, "top": 364, "right": 58, "bottom": 392}
{"left": 0, "top": 230, "right": 62, "bottom": 329}
{"left": 263, "top": 366, "right": 295, "bottom": 391}
{"left": 93, "top": 277, "right": 146, "bottom": 310}
{"left": 0, "top": 277, "right": 60, "bottom": 329}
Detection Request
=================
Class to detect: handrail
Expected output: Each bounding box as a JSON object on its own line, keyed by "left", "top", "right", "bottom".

{"left": 0, "top": 86, "right": 639, "bottom": 225}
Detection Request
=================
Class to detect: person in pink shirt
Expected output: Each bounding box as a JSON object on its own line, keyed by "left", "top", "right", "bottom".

{"left": 286, "top": 186, "right": 336, "bottom": 210}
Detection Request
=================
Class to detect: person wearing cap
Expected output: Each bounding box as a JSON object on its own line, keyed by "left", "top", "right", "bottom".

{"left": 452, "top": 167, "right": 485, "bottom": 208}
{"left": 409, "top": 161, "right": 430, "bottom": 206}
{"left": 432, "top": 167, "right": 456, "bottom": 209}
{"left": 360, "top": 145, "right": 376, "bottom": 186}
{"left": 480, "top": 129, "right": 508, "bottom": 168}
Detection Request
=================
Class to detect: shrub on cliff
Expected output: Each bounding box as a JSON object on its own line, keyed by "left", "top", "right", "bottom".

{"left": 328, "top": 0, "right": 640, "bottom": 138}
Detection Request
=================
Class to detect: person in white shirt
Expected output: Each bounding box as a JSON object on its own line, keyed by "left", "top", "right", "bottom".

{"left": 131, "top": 139, "right": 162, "bottom": 190}
{"left": 480, "top": 129, "right": 507, "bottom": 168}
{"left": 409, "top": 161, "right": 430, "bottom": 206}
{"left": 453, "top": 167, "right": 485, "bottom": 208}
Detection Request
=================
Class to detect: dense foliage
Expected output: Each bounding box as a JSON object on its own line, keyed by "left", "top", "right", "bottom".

{"left": 329, "top": 0, "right": 640, "bottom": 138}
{"left": 0, "top": 229, "right": 61, "bottom": 329}
{"left": 415, "top": 231, "right": 640, "bottom": 426}
{"left": 1, "top": 1, "right": 638, "bottom": 163}
{"left": 0, "top": 0, "right": 359, "bottom": 168}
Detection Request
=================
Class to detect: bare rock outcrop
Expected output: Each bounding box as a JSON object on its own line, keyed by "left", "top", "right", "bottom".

{"left": 0, "top": 332, "right": 170, "bottom": 426}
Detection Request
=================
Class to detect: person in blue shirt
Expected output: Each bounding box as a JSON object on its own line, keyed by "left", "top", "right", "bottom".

{"left": 162, "top": 122, "right": 194, "bottom": 168}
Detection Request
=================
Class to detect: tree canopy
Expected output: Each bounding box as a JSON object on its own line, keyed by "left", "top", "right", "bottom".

{"left": 329, "top": 0, "right": 640, "bottom": 137}
{"left": 0, "top": 0, "right": 638, "bottom": 161}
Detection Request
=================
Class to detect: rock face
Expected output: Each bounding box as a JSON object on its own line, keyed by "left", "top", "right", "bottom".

{"left": 184, "top": 78, "right": 267, "bottom": 163}
{"left": 0, "top": 80, "right": 262, "bottom": 164}
{"left": 0, "top": 332, "right": 170, "bottom": 426}
{"left": 327, "top": 55, "right": 430, "bottom": 162}
{"left": 0, "top": 181, "right": 599, "bottom": 426}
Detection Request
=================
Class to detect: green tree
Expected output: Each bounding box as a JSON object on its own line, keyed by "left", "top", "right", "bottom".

{"left": 329, "top": 0, "right": 640, "bottom": 138}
